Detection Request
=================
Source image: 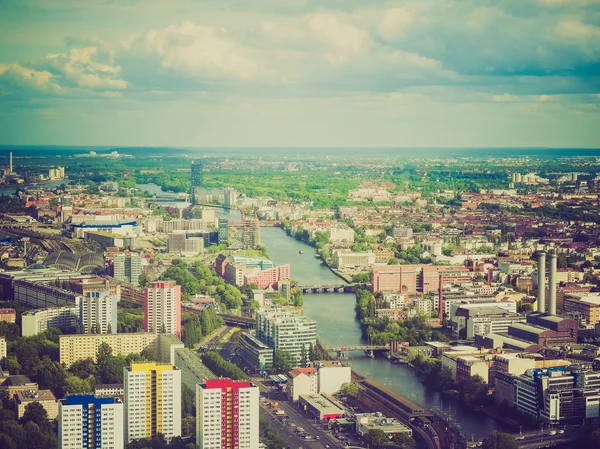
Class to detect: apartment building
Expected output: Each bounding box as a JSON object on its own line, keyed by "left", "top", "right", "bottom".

{"left": 196, "top": 379, "right": 259, "bottom": 449}
{"left": 124, "top": 362, "right": 181, "bottom": 443}
{"left": 21, "top": 305, "right": 78, "bottom": 336}
{"left": 144, "top": 282, "right": 181, "bottom": 339}
{"left": 58, "top": 394, "right": 123, "bottom": 449}
{"left": 60, "top": 333, "right": 158, "bottom": 367}
{"left": 80, "top": 290, "right": 118, "bottom": 334}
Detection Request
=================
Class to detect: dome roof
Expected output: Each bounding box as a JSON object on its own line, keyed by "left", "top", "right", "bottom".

{"left": 28, "top": 263, "right": 47, "bottom": 270}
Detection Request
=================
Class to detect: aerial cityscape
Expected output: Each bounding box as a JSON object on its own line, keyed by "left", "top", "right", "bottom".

{"left": 1, "top": 2, "right": 599, "bottom": 449}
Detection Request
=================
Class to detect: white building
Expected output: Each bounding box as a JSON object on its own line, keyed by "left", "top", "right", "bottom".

{"left": 21, "top": 305, "right": 78, "bottom": 337}
{"left": 287, "top": 363, "right": 352, "bottom": 401}
{"left": 382, "top": 293, "right": 406, "bottom": 309}
{"left": 124, "top": 362, "right": 181, "bottom": 443}
{"left": 144, "top": 282, "right": 181, "bottom": 339}
{"left": 80, "top": 290, "right": 118, "bottom": 334}
{"left": 58, "top": 394, "right": 123, "bottom": 449}
{"left": 255, "top": 308, "right": 317, "bottom": 366}
{"left": 0, "top": 336, "right": 6, "bottom": 361}
{"left": 197, "top": 379, "right": 259, "bottom": 449}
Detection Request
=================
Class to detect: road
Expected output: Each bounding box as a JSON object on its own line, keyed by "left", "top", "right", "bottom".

{"left": 253, "top": 377, "right": 360, "bottom": 449}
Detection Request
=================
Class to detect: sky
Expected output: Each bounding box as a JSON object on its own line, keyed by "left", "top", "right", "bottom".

{"left": 0, "top": 0, "right": 599, "bottom": 148}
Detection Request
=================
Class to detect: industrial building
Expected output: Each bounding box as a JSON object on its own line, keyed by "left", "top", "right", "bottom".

{"left": 113, "top": 252, "right": 142, "bottom": 285}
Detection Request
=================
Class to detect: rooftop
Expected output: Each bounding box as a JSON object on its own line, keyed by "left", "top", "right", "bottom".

{"left": 15, "top": 389, "right": 56, "bottom": 402}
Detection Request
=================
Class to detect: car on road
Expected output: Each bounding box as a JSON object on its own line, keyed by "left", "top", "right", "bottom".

{"left": 558, "top": 429, "right": 565, "bottom": 434}
{"left": 315, "top": 436, "right": 320, "bottom": 440}
{"left": 304, "top": 435, "right": 312, "bottom": 440}
{"left": 549, "top": 430, "right": 557, "bottom": 436}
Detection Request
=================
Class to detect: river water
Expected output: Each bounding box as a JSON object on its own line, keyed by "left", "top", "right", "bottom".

{"left": 137, "top": 183, "right": 505, "bottom": 439}
{"left": 260, "top": 227, "right": 508, "bottom": 440}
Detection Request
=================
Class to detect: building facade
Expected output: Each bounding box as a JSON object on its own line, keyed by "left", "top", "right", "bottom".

{"left": 21, "top": 305, "right": 78, "bottom": 337}
{"left": 196, "top": 379, "right": 259, "bottom": 449}
{"left": 255, "top": 308, "right": 317, "bottom": 366}
{"left": 144, "top": 282, "right": 181, "bottom": 339}
{"left": 80, "top": 290, "right": 118, "bottom": 334}
{"left": 113, "top": 252, "right": 142, "bottom": 285}
{"left": 124, "top": 362, "right": 181, "bottom": 443}
{"left": 58, "top": 394, "right": 124, "bottom": 449}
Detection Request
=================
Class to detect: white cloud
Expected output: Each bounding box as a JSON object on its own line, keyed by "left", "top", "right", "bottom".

{"left": 378, "top": 7, "right": 416, "bottom": 40}
{"left": 556, "top": 20, "right": 600, "bottom": 39}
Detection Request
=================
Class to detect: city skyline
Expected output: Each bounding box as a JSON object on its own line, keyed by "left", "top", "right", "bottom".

{"left": 1, "top": 0, "right": 599, "bottom": 148}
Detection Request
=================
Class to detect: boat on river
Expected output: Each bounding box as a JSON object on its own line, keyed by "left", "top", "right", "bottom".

{"left": 299, "top": 250, "right": 304, "bottom": 254}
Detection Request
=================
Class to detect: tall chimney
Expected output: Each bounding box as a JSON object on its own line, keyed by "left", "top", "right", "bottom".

{"left": 487, "top": 267, "right": 491, "bottom": 287}
{"left": 537, "top": 252, "right": 546, "bottom": 313}
{"left": 548, "top": 250, "right": 558, "bottom": 315}
{"left": 9, "top": 152, "right": 12, "bottom": 173}
{"left": 438, "top": 275, "right": 444, "bottom": 322}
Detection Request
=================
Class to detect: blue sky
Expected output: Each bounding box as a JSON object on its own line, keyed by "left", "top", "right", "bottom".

{"left": 0, "top": 0, "right": 599, "bottom": 147}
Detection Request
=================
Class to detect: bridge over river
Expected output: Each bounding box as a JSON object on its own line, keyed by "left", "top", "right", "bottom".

{"left": 298, "top": 283, "right": 368, "bottom": 294}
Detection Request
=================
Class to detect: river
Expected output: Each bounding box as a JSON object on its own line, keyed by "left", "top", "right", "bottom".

{"left": 137, "top": 183, "right": 505, "bottom": 438}
{"left": 260, "top": 227, "right": 508, "bottom": 440}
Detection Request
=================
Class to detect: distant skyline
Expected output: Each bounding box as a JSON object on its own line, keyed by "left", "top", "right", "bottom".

{"left": 0, "top": 0, "right": 599, "bottom": 148}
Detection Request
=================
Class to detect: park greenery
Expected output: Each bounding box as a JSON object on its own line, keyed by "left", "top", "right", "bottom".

{"left": 202, "top": 351, "right": 249, "bottom": 380}
{"left": 355, "top": 289, "right": 446, "bottom": 345}
{"left": 480, "top": 431, "right": 518, "bottom": 449}
{"left": 0, "top": 398, "right": 58, "bottom": 449}
{"left": 160, "top": 258, "right": 242, "bottom": 308}
{"left": 259, "top": 417, "right": 286, "bottom": 449}
{"left": 117, "top": 301, "right": 144, "bottom": 333}
{"left": 181, "top": 307, "right": 224, "bottom": 348}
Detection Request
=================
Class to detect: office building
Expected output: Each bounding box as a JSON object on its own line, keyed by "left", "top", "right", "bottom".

{"left": 255, "top": 308, "right": 317, "bottom": 366}
{"left": 332, "top": 250, "right": 375, "bottom": 269}
{"left": 0, "top": 336, "right": 5, "bottom": 361}
{"left": 224, "top": 188, "right": 238, "bottom": 209}
{"left": 238, "top": 332, "right": 273, "bottom": 374}
{"left": 145, "top": 282, "right": 181, "bottom": 339}
{"left": 60, "top": 333, "right": 158, "bottom": 368}
{"left": 218, "top": 218, "right": 229, "bottom": 246}
{"left": 372, "top": 264, "right": 471, "bottom": 294}
{"left": 124, "top": 362, "right": 181, "bottom": 443}
{"left": 113, "top": 252, "right": 142, "bottom": 285}
{"left": 13, "top": 278, "right": 83, "bottom": 309}
{"left": 191, "top": 160, "right": 203, "bottom": 204}
{"left": 513, "top": 367, "right": 600, "bottom": 424}
{"left": 22, "top": 305, "right": 78, "bottom": 336}
{"left": 58, "top": 394, "right": 124, "bottom": 449}
{"left": 196, "top": 379, "right": 259, "bottom": 449}
{"left": 167, "top": 232, "right": 204, "bottom": 255}
{"left": 80, "top": 291, "right": 118, "bottom": 334}
{"left": 244, "top": 264, "right": 291, "bottom": 289}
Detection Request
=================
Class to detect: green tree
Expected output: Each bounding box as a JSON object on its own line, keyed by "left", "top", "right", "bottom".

{"left": 138, "top": 272, "right": 151, "bottom": 288}
{"left": 392, "top": 433, "right": 416, "bottom": 448}
{"left": 575, "top": 425, "right": 600, "bottom": 449}
{"left": 338, "top": 382, "right": 359, "bottom": 398}
{"left": 65, "top": 375, "right": 92, "bottom": 395}
{"left": 364, "top": 429, "right": 388, "bottom": 447}
{"left": 481, "top": 431, "right": 518, "bottom": 449}
{"left": 0, "top": 434, "right": 16, "bottom": 449}
{"left": 273, "top": 350, "right": 295, "bottom": 373}
{"left": 20, "top": 402, "right": 51, "bottom": 433}
{"left": 292, "top": 290, "right": 303, "bottom": 307}
{"left": 299, "top": 345, "right": 308, "bottom": 368}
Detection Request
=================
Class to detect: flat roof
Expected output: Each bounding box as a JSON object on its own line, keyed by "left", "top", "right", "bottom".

{"left": 299, "top": 394, "right": 344, "bottom": 414}
{"left": 509, "top": 323, "right": 547, "bottom": 335}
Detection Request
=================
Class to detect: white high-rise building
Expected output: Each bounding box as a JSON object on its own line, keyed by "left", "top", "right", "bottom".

{"left": 255, "top": 308, "right": 317, "bottom": 366}
{"left": 144, "top": 282, "right": 181, "bottom": 339}
{"left": 58, "top": 394, "right": 123, "bottom": 449}
{"left": 124, "top": 362, "right": 181, "bottom": 443}
{"left": 80, "top": 291, "right": 117, "bottom": 334}
{"left": 197, "top": 379, "right": 259, "bottom": 449}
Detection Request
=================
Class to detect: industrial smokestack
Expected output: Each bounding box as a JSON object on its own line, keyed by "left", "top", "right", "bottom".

{"left": 548, "top": 250, "right": 557, "bottom": 315}
{"left": 537, "top": 252, "right": 546, "bottom": 313}
{"left": 487, "top": 267, "right": 491, "bottom": 288}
